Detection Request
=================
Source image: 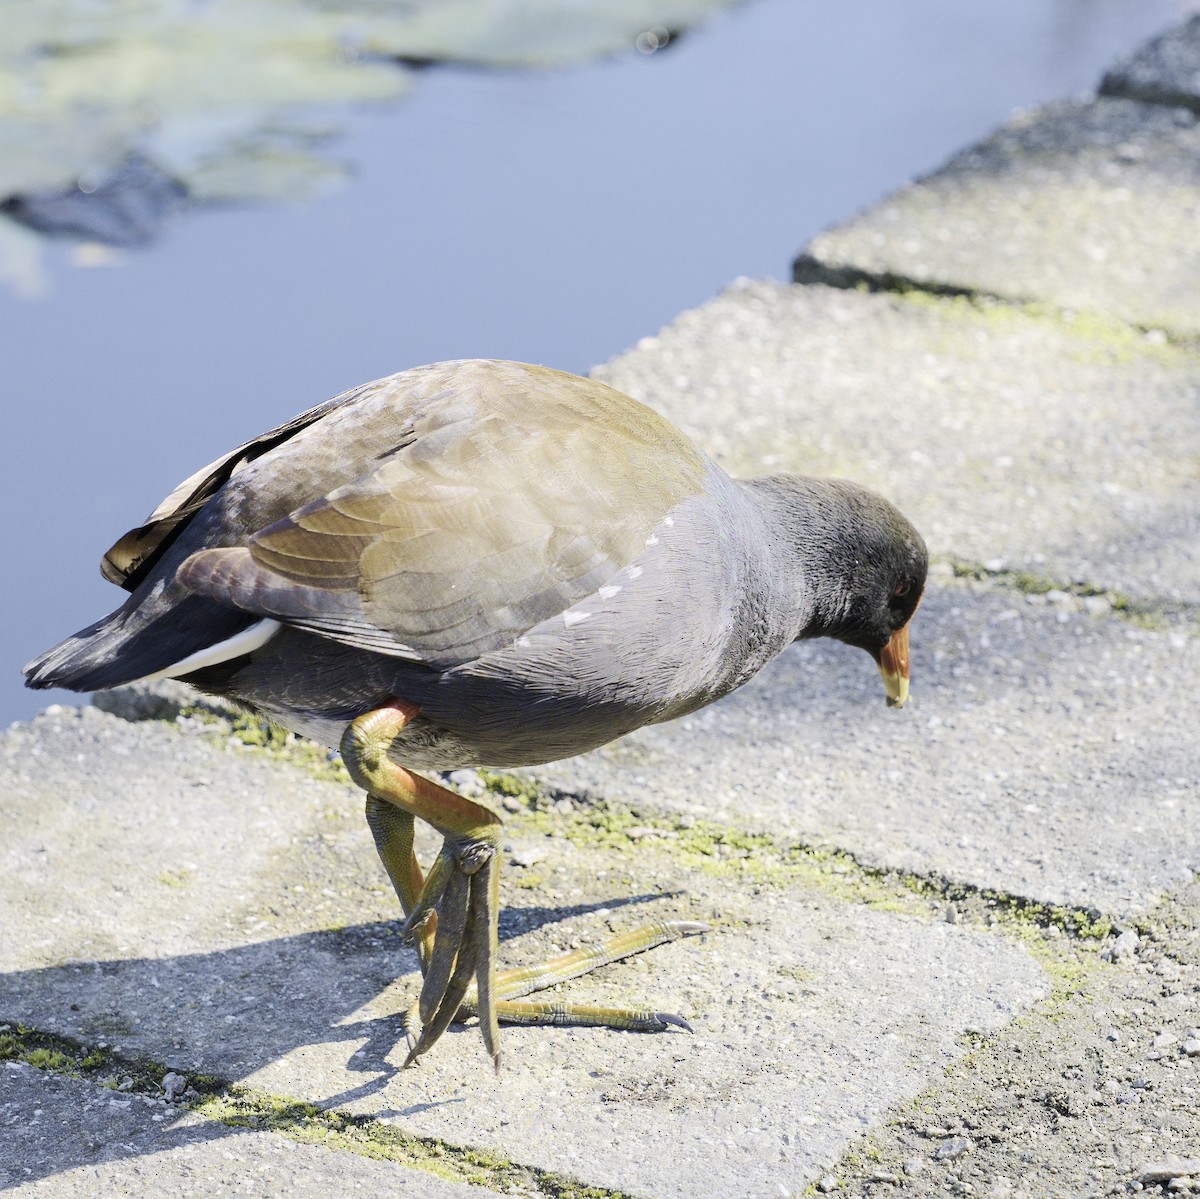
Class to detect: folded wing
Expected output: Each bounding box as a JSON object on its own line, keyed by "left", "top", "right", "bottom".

{"left": 178, "top": 361, "right": 705, "bottom": 669}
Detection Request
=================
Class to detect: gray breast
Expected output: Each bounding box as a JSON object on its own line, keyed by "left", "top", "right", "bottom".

{"left": 384, "top": 472, "right": 800, "bottom": 768}
{"left": 229, "top": 466, "right": 803, "bottom": 771}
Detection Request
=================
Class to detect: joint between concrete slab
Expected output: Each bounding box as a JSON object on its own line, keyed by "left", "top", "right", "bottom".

{"left": 792, "top": 254, "right": 1200, "bottom": 349}
{"left": 1099, "top": 73, "right": 1200, "bottom": 115}
{"left": 496, "top": 782, "right": 1125, "bottom": 957}
{"left": 0, "top": 1022, "right": 641, "bottom": 1199}
{"left": 936, "top": 556, "right": 1200, "bottom": 632}
{"left": 77, "top": 687, "right": 1172, "bottom": 962}
{"left": 792, "top": 253, "right": 982, "bottom": 302}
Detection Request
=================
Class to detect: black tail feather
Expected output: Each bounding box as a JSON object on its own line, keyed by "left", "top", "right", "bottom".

{"left": 23, "top": 592, "right": 255, "bottom": 693}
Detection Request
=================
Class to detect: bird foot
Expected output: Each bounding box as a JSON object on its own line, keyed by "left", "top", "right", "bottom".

{"left": 344, "top": 704, "right": 708, "bottom": 1070}
{"left": 403, "top": 830, "right": 503, "bottom": 1071}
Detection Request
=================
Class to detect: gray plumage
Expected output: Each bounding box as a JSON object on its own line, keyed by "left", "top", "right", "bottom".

{"left": 25, "top": 359, "right": 928, "bottom": 769}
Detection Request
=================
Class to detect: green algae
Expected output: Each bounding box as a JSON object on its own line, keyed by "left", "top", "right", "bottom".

{"left": 0, "top": 1021, "right": 643, "bottom": 1197}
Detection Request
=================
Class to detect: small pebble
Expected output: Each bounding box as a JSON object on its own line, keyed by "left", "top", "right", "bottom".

{"left": 1138, "top": 1157, "right": 1200, "bottom": 1184}
{"left": 934, "top": 1137, "right": 973, "bottom": 1162}
{"left": 1181, "top": 1039, "right": 1200, "bottom": 1057}
{"left": 510, "top": 847, "right": 547, "bottom": 868}
{"left": 445, "top": 769, "right": 484, "bottom": 796}
{"left": 817, "top": 1175, "right": 839, "bottom": 1192}
{"left": 1105, "top": 929, "right": 1139, "bottom": 962}
{"left": 903, "top": 1158, "right": 926, "bottom": 1176}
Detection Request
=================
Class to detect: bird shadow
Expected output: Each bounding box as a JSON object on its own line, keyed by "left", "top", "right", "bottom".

{"left": 1, "top": 889, "right": 679, "bottom": 1187}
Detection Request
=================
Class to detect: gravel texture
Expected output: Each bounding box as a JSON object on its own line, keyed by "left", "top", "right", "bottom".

{"left": 834, "top": 877, "right": 1200, "bottom": 1199}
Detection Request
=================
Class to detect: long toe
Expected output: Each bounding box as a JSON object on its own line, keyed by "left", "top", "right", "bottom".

{"left": 417, "top": 867, "right": 470, "bottom": 1029}
{"left": 406, "top": 899, "right": 481, "bottom": 1067}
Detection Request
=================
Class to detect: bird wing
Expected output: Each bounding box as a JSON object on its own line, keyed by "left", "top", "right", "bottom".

{"left": 101, "top": 389, "right": 354, "bottom": 590}
{"left": 177, "top": 361, "right": 707, "bottom": 669}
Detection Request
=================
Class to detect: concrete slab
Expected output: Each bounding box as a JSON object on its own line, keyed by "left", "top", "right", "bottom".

{"left": 595, "top": 279, "right": 1200, "bottom": 603}
{"left": 0, "top": 1064, "right": 491, "bottom": 1197}
{"left": 792, "top": 98, "right": 1200, "bottom": 336}
{"left": 535, "top": 579, "right": 1200, "bottom": 918}
{"left": 1101, "top": 14, "right": 1200, "bottom": 112}
{"left": 248, "top": 883, "right": 1044, "bottom": 1199}
{"left": 0, "top": 705, "right": 1047, "bottom": 1199}
{"left": 0, "top": 704, "right": 393, "bottom": 973}
{"left": 831, "top": 875, "right": 1200, "bottom": 1198}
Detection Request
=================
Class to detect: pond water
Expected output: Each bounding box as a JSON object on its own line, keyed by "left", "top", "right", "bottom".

{"left": 2, "top": 0, "right": 1192, "bottom": 726}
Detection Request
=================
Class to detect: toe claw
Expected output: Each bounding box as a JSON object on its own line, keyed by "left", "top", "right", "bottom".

{"left": 667, "top": 920, "right": 711, "bottom": 937}
{"left": 400, "top": 1000, "right": 423, "bottom": 1054}
{"left": 400, "top": 907, "right": 435, "bottom": 945}
{"left": 653, "top": 1012, "right": 694, "bottom": 1033}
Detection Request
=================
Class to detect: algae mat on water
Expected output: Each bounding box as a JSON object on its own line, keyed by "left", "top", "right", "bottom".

{"left": 0, "top": 0, "right": 740, "bottom": 289}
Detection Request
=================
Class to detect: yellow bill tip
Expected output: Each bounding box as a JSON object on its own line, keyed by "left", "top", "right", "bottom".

{"left": 878, "top": 624, "right": 912, "bottom": 709}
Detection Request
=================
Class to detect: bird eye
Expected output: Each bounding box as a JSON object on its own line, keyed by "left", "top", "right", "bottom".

{"left": 893, "top": 581, "right": 910, "bottom": 599}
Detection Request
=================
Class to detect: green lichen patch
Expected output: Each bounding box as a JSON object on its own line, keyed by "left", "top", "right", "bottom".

{"left": 890, "top": 284, "right": 1193, "bottom": 357}
{"left": 179, "top": 703, "right": 353, "bottom": 786}
{"left": 194, "top": 1089, "right": 630, "bottom": 1196}
{"left": 937, "top": 555, "right": 1197, "bottom": 632}
{"left": 23, "top": 1046, "right": 74, "bottom": 1072}
{"left": 1, "top": 1023, "right": 157, "bottom": 1090}
{"left": 156, "top": 867, "right": 195, "bottom": 889}
{"left": 0, "top": 1021, "right": 641, "bottom": 1198}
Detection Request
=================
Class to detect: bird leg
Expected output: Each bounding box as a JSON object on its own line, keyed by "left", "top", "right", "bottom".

{"left": 342, "top": 701, "right": 705, "bottom": 1070}
{"left": 343, "top": 701, "right": 505, "bottom": 1070}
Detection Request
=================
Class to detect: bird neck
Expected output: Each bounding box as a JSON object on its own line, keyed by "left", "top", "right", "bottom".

{"left": 738, "top": 474, "right": 873, "bottom": 644}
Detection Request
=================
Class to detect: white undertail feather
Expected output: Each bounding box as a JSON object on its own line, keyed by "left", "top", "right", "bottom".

{"left": 130, "top": 619, "right": 282, "bottom": 684}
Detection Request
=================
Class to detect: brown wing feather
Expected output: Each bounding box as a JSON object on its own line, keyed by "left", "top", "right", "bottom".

{"left": 101, "top": 387, "right": 363, "bottom": 590}
{"left": 179, "top": 361, "right": 706, "bottom": 668}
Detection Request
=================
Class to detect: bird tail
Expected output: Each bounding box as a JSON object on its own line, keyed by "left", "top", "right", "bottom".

{"left": 23, "top": 590, "right": 257, "bottom": 693}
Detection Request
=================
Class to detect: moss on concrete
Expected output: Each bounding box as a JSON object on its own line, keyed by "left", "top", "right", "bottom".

{"left": 0, "top": 1022, "right": 641, "bottom": 1198}
{"left": 174, "top": 702, "right": 354, "bottom": 786}
{"left": 494, "top": 782, "right": 1125, "bottom": 967}
{"left": 895, "top": 288, "right": 1191, "bottom": 358}
{"left": 938, "top": 554, "right": 1198, "bottom": 632}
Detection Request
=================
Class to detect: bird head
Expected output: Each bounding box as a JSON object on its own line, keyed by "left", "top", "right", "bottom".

{"left": 822, "top": 492, "right": 927, "bottom": 708}
{"left": 754, "top": 474, "right": 927, "bottom": 708}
